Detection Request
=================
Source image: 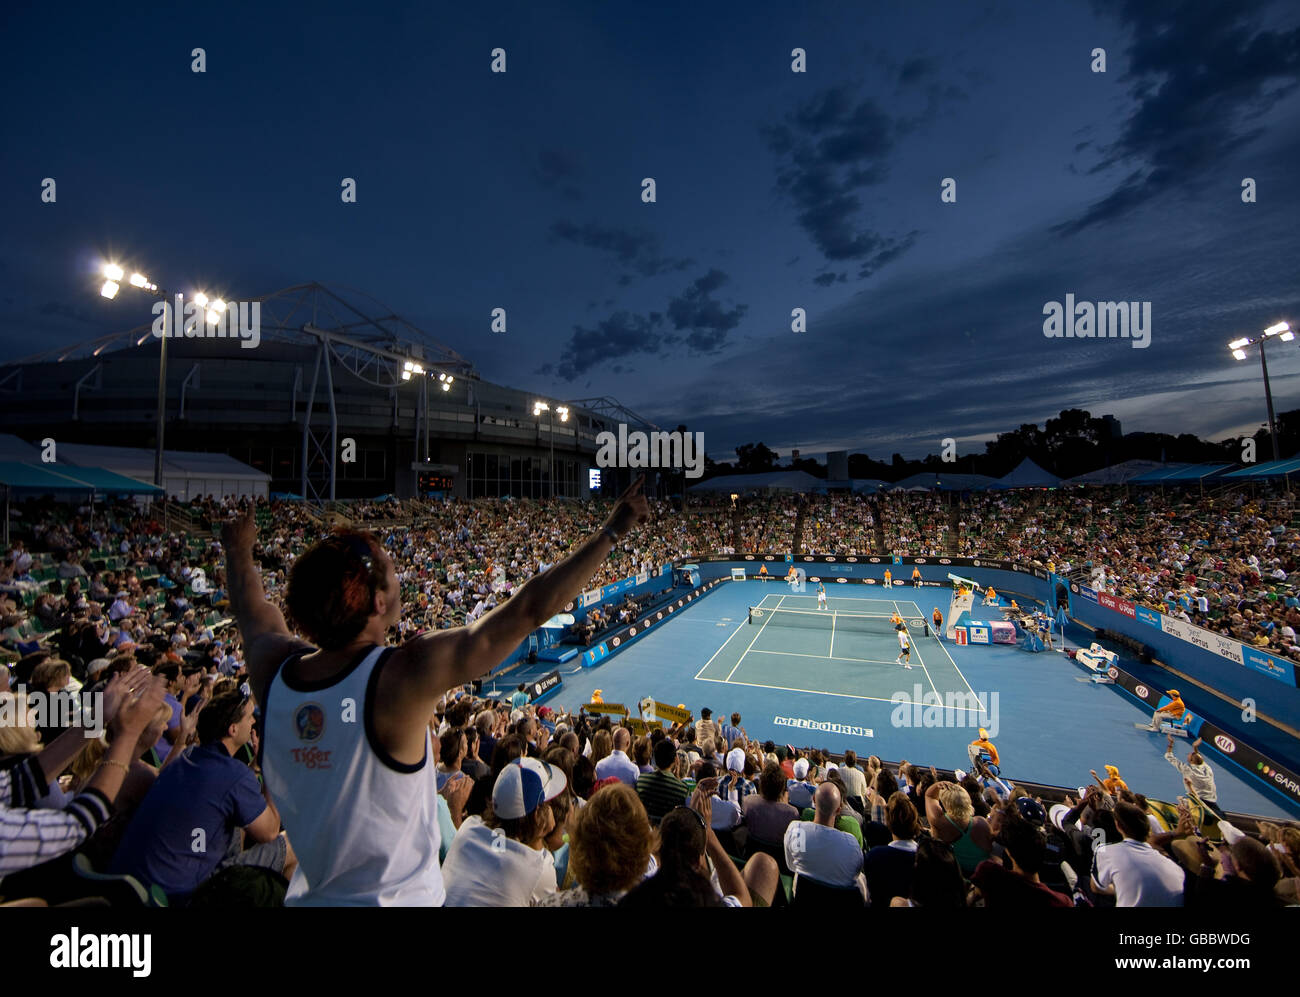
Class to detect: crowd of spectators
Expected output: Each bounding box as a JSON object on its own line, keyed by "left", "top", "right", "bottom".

{"left": 5, "top": 660, "right": 1296, "bottom": 907}
{"left": 3, "top": 482, "right": 1300, "bottom": 907}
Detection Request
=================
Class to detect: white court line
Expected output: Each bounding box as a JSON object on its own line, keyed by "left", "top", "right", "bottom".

{"left": 693, "top": 616, "right": 755, "bottom": 679}
{"left": 725, "top": 593, "right": 785, "bottom": 681}
{"left": 696, "top": 674, "right": 902, "bottom": 705}
{"left": 900, "top": 596, "right": 981, "bottom": 702}
{"left": 698, "top": 672, "right": 980, "bottom": 712}
{"left": 902, "top": 622, "right": 945, "bottom": 705}
{"left": 829, "top": 610, "right": 836, "bottom": 658}
{"left": 745, "top": 648, "right": 899, "bottom": 665}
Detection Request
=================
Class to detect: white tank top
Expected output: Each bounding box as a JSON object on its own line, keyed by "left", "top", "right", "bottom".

{"left": 262, "top": 644, "right": 443, "bottom": 906}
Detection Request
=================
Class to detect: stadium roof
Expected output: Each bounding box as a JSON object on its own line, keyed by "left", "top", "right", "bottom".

{"left": 52, "top": 443, "right": 269, "bottom": 482}
{"left": 0, "top": 434, "right": 40, "bottom": 461}
{"left": 1060, "top": 460, "right": 1167, "bottom": 485}
{"left": 989, "top": 458, "right": 1060, "bottom": 489}
{"left": 1130, "top": 463, "right": 1235, "bottom": 483}
{"left": 0, "top": 461, "right": 94, "bottom": 493}
{"left": 0, "top": 436, "right": 162, "bottom": 495}
{"left": 1222, "top": 457, "right": 1300, "bottom": 480}
{"left": 2, "top": 282, "right": 477, "bottom": 384}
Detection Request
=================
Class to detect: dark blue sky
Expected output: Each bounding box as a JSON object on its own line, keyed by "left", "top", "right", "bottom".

{"left": 3, "top": 0, "right": 1298, "bottom": 461}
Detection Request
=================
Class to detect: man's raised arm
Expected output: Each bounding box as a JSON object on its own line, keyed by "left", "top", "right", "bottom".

{"left": 396, "top": 475, "right": 652, "bottom": 699}
{"left": 221, "top": 510, "right": 304, "bottom": 703}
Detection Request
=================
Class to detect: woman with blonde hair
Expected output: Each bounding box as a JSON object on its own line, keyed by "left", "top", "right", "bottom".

{"left": 536, "top": 782, "right": 656, "bottom": 906}
{"left": 0, "top": 692, "right": 42, "bottom": 756}
{"left": 925, "top": 778, "right": 993, "bottom": 877}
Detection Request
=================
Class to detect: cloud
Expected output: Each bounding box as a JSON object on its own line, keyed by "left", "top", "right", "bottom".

{"left": 760, "top": 85, "right": 918, "bottom": 274}
{"left": 541, "top": 310, "right": 667, "bottom": 382}
{"left": 548, "top": 220, "right": 692, "bottom": 278}
{"left": 663, "top": 269, "right": 747, "bottom": 353}
{"left": 898, "top": 56, "right": 934, "bottom": 85}
{"left": 1056, "top": 0, "right": 1300, "bottom": 235}
{"left": 544, "top": 269, "right": 746, "bottom": 381}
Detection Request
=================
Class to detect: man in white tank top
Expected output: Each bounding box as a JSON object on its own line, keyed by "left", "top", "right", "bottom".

{"left": 221, "top": 476, "right": 650, "bottom": 905}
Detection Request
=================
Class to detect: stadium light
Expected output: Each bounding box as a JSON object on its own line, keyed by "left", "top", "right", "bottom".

{"left": 557, "top": 405, "right": 569, "bottom": 422}
{"left": 1228, "top": 322, "right": 1293, "bottom": 462}
{"left": 205, "top": 299, "right": 226, "bottom": 326}
{"left": 91, "top": 259, "right": 206, "bottom": 491}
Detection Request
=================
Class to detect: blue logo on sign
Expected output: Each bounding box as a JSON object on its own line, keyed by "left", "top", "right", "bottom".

{"left": 1244, "top": 648, "right": 1290, "bottom": 683}
{"left": 1135, "top": 606, "right": 1162, "bottom": 628}
{"left": 1079, "top": 586, "right": 1098, "bottom": 603}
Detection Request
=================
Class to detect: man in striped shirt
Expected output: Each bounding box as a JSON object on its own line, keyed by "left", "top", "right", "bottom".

{"left": 1, "top": 669, "right": 166, "bottom": 876}
{"left": 636, "top": 739, "right": 690, "bottom": 822}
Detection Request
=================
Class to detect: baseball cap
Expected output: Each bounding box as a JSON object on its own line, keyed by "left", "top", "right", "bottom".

{"left": 726, "top": 747, "right": 745, "bottom": 773}
{"left": 86, "top": 658, "right": 111, "bottom": 677}
{"left": 1167, "top": 689, "right": 1180, "bottom": 697}
{"left": 492, "top": 757, "right": 567, "bottom": 819}
{"left": 1015, "top": 797, "right": 1047, "bottom": 826}
{"left": 510, "top": 709, "right": 524, "bottom": 723}
{"left": 793, "top": 758, "right": 810, "bottom": 780}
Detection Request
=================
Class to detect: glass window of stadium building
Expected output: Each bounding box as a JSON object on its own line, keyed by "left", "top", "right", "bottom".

{"left": 465, "top": 452, "right": 580, "bottom": 498}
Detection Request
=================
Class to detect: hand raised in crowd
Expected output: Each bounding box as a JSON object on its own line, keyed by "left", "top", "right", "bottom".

{"left": 602, "top": 474, "right": 651, "bottom": 539}
{"left": 179, "top": 689, "right": 211, "bottom": 745}
{"left": 690, "top": 777, "right": 718, "bottom": 826}
{"left": 439, "top": 772, "right": 474, "bottom": 814}
{"left": 220, "top": 508, "right": 259, "bottom": 552}
{"left": 101, "top": 666, "right": 152, "bottom": 726}
{"left": 111, "top": 675, "right": 169, "bottom": 738}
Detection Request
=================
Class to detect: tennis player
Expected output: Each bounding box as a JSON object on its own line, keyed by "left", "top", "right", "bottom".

{"left": 896, "top": 626, "right": 912, "bottom": 670}
{"left": 817, "top": 583, "right": 827, "bottom": 609}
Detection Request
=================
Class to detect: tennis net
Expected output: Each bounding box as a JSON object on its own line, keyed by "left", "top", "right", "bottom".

{"left": 747, "top": 606, "right": 925, "bottom": 634}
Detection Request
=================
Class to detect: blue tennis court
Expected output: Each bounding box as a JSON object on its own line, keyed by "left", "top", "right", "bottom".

{"left": 529, "top": 578, "right": 1299, "bottom": 819}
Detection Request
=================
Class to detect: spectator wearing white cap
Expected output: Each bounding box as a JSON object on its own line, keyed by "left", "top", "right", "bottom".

{"left": 442, "top": 757, "right": 565, "bottom": 906}
{"left": 787, "top": 757, "right": 815, "bottom": 810}
{"left": 717, "top": 747, "right": 755, "bottom": 809}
